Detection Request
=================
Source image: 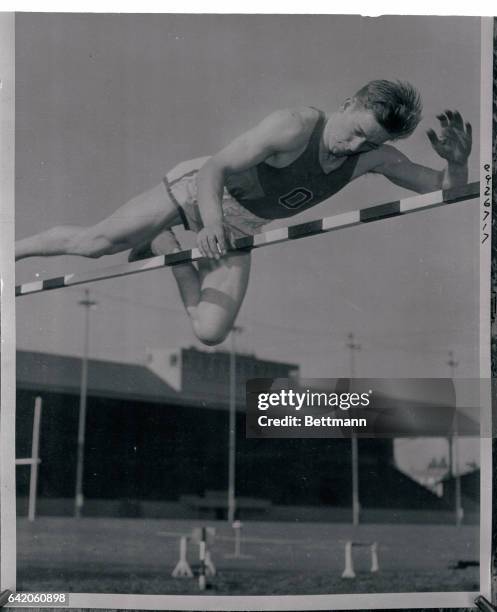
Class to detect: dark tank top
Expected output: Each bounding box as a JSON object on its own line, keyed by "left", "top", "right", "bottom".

{"left": 225, "top": 109, "right": 359, "bottom": 220}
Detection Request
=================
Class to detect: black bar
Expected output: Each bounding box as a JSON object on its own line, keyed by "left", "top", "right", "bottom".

{"left": 42, "top": 276, "right": 66, "bottom": 291}
{"left": 360, "top": 200, "right": 401, "bottom": 223}
{"left": 443, "top": 181, "right": 480, "bottom": 204}
{"left": 288, "top": 219, "right": 324, "bottom": 239}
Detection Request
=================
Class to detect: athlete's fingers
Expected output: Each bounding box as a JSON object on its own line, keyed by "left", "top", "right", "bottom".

{"left": 452, "top": 128, "right": 470, "bottom": 152}
{"left": 436, "top": 113, "right": 449, "bottom": 128}
{"left": 216, "top": 231, "right": 228, "bottom": 256}
{"left": 427, "top": 128, "right": 442, "bottom": 149}
{"left": 465, "top": 122, "right": 473, "bottom": 152}
{"left": 198, "top": 237, "right": 208, "bottom": 259}
{"left": 452, "top": 110, "right": 464, "bottom": 130}
{"left": 198, "top": 233, "right": 213, "bottom": 259}
{"left": 205, "top": 242, "right": 215, "bottom": 259}
{"left": 207, "top": 235, "right": 220, "bottom": 259}
{"left": 445, "top": 125, "right": 471, "bottom": 157}
{"left": 445, "top": 110, "right": 454, "bottom": 123}
{"left": 215, "top": 232, "right": 226, "bottom": 257}
{"left": 203, "top": 237, "right": 213, "bottom": 259}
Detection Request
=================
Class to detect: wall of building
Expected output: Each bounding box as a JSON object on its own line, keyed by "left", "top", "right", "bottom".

{"left": 16, "top": 389, "right": 454, "bottom": 519}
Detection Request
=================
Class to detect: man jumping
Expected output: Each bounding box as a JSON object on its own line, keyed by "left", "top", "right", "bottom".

{"left": 15, "top": 80, "right": 472, "bottom": 345}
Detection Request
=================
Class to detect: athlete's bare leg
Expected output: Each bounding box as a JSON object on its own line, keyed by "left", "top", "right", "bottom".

{"left": 15, "top": 183, "right": 180, "bottom": 261}
{"left": 15, "top": 182, "right": 250, "bottom": 346}
{"left": 130, "top": 225, "right": 250, "bottom": 344}
{"left": 173, "top": 252, "right": 251, "bottom": 345}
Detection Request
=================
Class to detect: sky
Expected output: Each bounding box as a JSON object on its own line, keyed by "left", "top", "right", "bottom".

{"left": 14, "top": 14, "right": 482, "bottom": 381}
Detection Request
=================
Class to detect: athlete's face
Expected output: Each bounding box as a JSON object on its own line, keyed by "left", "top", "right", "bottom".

{"left": 325, "top": 99, "right": 391, "bottom": 157}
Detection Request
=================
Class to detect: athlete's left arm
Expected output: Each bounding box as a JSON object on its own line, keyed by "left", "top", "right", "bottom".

{"left": 361, "top": 110, "right": 472, "bottom": 193}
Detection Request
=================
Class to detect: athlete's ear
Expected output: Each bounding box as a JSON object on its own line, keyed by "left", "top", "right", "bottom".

{"left": 340, "top": 97, "right": 354, "bottom": 111}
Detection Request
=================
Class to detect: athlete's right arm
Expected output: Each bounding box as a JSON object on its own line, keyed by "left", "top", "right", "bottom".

{"left": 196, "top": 109, "right": 308, "bottom": 259}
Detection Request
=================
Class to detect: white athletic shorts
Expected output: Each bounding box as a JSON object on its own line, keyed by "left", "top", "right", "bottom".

{"left": 164, "top": 157, "right": 268, "bottom": 240}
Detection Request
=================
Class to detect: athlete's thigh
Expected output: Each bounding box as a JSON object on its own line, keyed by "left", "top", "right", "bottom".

{"left": 91, "top": 182, "right": 181, "bottom": 245}
{"left": 197, "top": 251, "right": 251, "bottom": 326}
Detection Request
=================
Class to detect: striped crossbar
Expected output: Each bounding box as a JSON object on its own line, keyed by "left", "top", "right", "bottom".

{"left": 15, "top": 182, "right": 479, "bottom": 297}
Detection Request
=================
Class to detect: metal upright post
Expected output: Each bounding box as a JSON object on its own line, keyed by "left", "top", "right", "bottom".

{"left": 346, "top": 333, "right": 361, "bottom": 526}
{"left": 28, "top": 396, "right": 42, "bottom": 522}
{"left": 228, "top": 326, "right": 243, "bottom": 524}
{"left": 75, "top": 289, "right": 97, "bottom": 518}
{"left": 447, "top": 351, "right": 462, "bottom": 526}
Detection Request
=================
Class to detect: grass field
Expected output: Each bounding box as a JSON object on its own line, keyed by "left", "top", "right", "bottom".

{"left": 16, "top": 517, "right": 479, "bottom": 596}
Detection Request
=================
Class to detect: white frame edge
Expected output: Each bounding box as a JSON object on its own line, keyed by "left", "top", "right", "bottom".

{"left": 0, "top": 11, "right": 17, "bottom": 593}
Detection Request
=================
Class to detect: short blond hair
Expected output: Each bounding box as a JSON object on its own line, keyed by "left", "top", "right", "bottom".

{"left": 354, "top": 80, "right": 422, "bottom": 140}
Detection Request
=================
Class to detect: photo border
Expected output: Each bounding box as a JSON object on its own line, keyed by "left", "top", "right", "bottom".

{"left": 478, "top": 14, "right": 494, "bottom": 605}
{"left": 0, "top": 10, "right": 17, "bottom": 595}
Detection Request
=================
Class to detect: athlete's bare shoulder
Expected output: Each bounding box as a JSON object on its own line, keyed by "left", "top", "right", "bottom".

{"left": 279, "top": 106, "right": 321, "bottom": 132}
{"left": 258, "top": 107, "right": 319, "bottom": 153}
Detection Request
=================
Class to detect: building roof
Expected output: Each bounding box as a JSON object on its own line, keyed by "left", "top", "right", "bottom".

{"left": 16, "top": 348, "right": 297, "bottom": 410}
{"left": 17, "top": 350, "right": 182, "bottom": 406}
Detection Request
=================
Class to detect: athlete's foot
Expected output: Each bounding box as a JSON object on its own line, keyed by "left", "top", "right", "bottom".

{"left": 128, "top": 228, "right": 181, "bottom": 262}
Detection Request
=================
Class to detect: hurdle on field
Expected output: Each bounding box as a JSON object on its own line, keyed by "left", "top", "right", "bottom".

{"left": 172, "top": 527, "right": 216, "bottom": 591}
{"left": 15, "top": 182, "right": 479, "bottom": 297}
{"left": 15, "top": 396, "right": 42, "bottom": 521}
{"left": 342, "top": 540, "right": 379, "bottom": 579}
{"left": 224, "top": 520, "right": 254, "bottom": 559}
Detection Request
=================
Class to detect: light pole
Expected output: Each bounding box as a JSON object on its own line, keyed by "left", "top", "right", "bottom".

{"left": 447, "top": 350, "right": 463, "bottom": 526}
{"left": 346, "top": 332, "right": 361, "bottom": 526}
{"left": 75, "top": 289, "right": 97, "bottom": 518}
{"left": 227, "top": 326, "right": 243, "bottom": 524}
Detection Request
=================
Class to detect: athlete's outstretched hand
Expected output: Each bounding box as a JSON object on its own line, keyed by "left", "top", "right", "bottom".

{"left": 197, "top": 224, "right": 228, "bottom": 260}
{"left": 427, "top": 110, "right": 472, "bottom": 166}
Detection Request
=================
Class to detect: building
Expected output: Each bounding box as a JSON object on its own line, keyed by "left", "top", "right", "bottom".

{"left": 17, "top": 348, "right": 455, "bottom": 522}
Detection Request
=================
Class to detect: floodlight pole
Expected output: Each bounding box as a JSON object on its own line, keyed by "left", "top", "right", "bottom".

{"left": 447, "top": 351, "right": 462, "bottom": 527}
{"left": 75, "top": 289, "right": 97, "bottom": 518}
{"left": 227, "top": 326, "right": 243, "bottom": 524}
{"left": 28, "top": 396, "right": 42, "bottom": 522}
{"left": 346, "top": 333, "right": 361, "bottom": 526}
